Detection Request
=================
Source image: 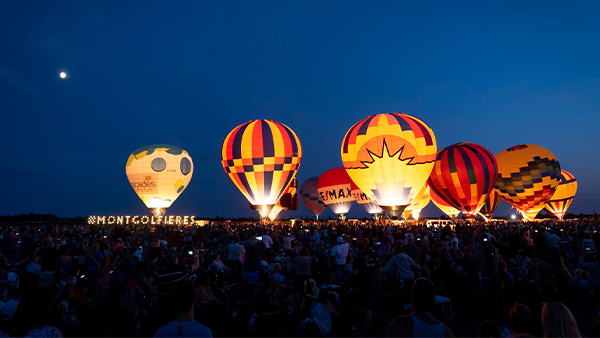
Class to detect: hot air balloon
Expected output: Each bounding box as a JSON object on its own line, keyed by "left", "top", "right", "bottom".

{"left": 126, "top": 144, "right": 193, "bottom": 217}
{"left": 277, "top": 177, "right": 298, "bottom": 210}
{"left": 403, "top": 184, "right": 431, "bottom": 220}
{"left": 351, "top": 181, "right": 383, "bottom": 220}
{"left": 265, "top": 178, "right": 299, "bottom": 221}
{"left": 268, "top": 205, "right": 283, "bottom": 221}
{"left": 479, "top": 190, "right": 501, "bottom": 221}
{"left": 300, "top": 177, "right": 326, "bottom": 219}
{"left": 494, "top": 144, "right": 561, "bottom": 220}
{"left": 222, "top": 119, "right": 302, "bottom": 219}
{"left": 430, "top": 187, "right": 461, "bottom": 219}
{"left": 544, "top": 170, "right": 577, "bottom": 220}
{"left": 427, "top": 142, "right": 498, "bottom": 218}
{"left": 341, "top": 113, "right": 437, "bottom": 219}
{"left": 317, "top": 168, "right": 355, "bottom": 221}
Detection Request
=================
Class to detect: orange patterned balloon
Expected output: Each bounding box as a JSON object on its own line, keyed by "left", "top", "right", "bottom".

{"left": 494, "top": 144, "right": 561, "bottom": 220}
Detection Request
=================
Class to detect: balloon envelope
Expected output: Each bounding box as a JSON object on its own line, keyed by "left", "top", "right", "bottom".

{"left": 494, "top": 144, "right": 561, "bottom": 220}
{"left": 429, "top": 185, "right": 461, "bottom": 218}
{"left": 404, "top": 184, "right": 431, "bottom": 220}
{"left": 351, "top": 181, "right": 383, "bottom": 218}
{"left": 268, "top": 205, "right": 283, "bottom": 221}
{"left": 300, "top": 177, "right": 326, "bottom": 217}
{"left": 544, "top": 170, "right": 577, "bottom": 220}
{"left": 427, "top": 142, "right": 498, "bottom": 218}
{"left": 317, "top": 168, "right": 355, "bottom": 220}
{"left": 277, "top": 178, "right": 298, "bottom": 211}
{"left": 479, "top": 190, "right": 501, "bottom": 220}
{"left": 222, "top": 119, "right": 302, "bottom": 218}
{"left": 341, "top": 113, "right": 437, "bottom": 219}
{"left": 126, "top": 144, "right": 193, "bottom": 215}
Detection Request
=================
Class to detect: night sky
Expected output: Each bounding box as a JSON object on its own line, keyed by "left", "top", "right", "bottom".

{"left": 1, "top": 1, "right": 599, "bottom": 220}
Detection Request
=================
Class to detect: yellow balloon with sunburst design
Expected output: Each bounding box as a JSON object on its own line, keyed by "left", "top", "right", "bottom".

{"left": 341, "top": 113, "right": 437, "bottom": 219}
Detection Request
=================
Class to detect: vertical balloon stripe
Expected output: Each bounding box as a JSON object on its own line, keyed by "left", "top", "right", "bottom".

{"left": 231, "top": 122, "right": 251, "bottom": 160}
{"left": 389, "top": 113, "right": 412, "bottom": 132}
{"left": 358, "top": 115, "right": 376, "bottom": 136}
{"left": 282, "top": 124, "right": 299, "bottom": 157}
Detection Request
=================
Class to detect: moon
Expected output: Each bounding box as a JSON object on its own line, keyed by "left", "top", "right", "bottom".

{"left": 59, "top": 71, "right": 67, "bottom": 79}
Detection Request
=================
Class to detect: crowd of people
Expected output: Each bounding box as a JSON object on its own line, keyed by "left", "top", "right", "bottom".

{"left": 0, "top": 217, "right": 598, "bottom": 337}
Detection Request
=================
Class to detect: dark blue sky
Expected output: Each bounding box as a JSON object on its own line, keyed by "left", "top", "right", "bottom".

{"left": 1, "top": 1, "right": 599, "bottom": 219}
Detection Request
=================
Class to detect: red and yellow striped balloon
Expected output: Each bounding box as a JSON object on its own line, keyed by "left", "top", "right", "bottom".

{"left": 430, "top": 185, "right": 461, "bottom": 218}
{"left": 341, "top": 113, "right": 437, "bottom": 219}
{"left": 222, "top": 119, "right": 302, "bottom": 218}
{"left": 544, "top": 170, "right": 577, "bottom": 220}
{"left": 427, "top": 142, "right": 498, "bottom": 218}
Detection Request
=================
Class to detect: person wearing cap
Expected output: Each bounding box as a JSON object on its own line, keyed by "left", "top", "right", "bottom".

{"left": 387, "top": 278, "right": 454, "bottom": 337}
{"left": 331, "top": 235, "right": 349, "bottom": 271}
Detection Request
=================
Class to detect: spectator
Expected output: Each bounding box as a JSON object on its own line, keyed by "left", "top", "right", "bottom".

{"left": 315, "top": 241, "right": 331, "bottom": 284}
{"left": 541, "top": 301, "right": 581, "bottom": 338}
{"left": 509, "top": 303, "right": 534, "bottom": 337}
{"left": 294, "top": 247, "right": 312, "bottom": 292}
{"left": 25, "top": 254, "right": 41, "bottom": 275}
{"left": 227, "top": 235, "right": 244, "bottom": 270}
{"left": 261, "top": 230, "right": 273, "bottom": 249}
{"left": 404, "top": 233, "right": 421, "bottom": 267}
{"left": 336, "top": 255, "right": 353, "bottom": 282}
{"left": 383, "top": 245, "right": 420, "bottom": 284}
{"left": 209, "top": 253, "right": 226, "bottom": 271}
{"left": 354, "top": 239, "right": 378, "bottom": 332}
{"left": 38, "top": 236, "right": 59, "bottom": 272}
{"left": 154, "top": 280, "right": 212, "bottom": 337}
{"left": 196, "top": 273, "right": 220, "bottom": 306}
{"left": 387, "top": 278, "right": 454, "bottom": 337}
{"left": 243, "top": 236, "right": 266, "bottom": 285}
{"left": 309, "top": 289, "right": 339, "bottom": 336}
{"left": 331, "top": 236, "right": 349, "bottom": 270}
{"left": 478, "top": 320, "right": 500, "bottom": 337}
{"left": 155, "top": 250, "right": 199, "bottom": 295}
{"left": 577, "top": 248, "right": 600, "bottom": 290}
{"left": 0, "top": 287, "right": 63, "bottom": 337}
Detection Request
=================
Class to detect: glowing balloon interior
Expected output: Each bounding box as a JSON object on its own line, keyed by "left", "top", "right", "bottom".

{"left": 341, "top": 113, "right": 436, "bottom": 219}
{"left": 126, "top": 144, "right": 193, "bottom": 216}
